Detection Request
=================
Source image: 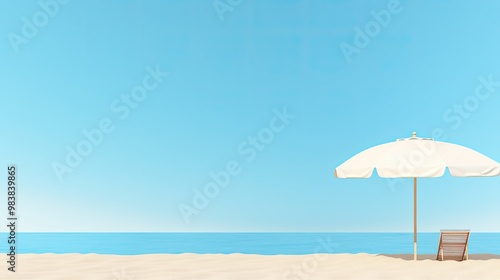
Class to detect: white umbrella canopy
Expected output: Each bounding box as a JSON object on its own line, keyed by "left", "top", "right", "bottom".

{"left": 334, "top": 132, "right": 500, "bottom": 260}
{"left": 335, "top": 133, "right": 500, "bottom": 178}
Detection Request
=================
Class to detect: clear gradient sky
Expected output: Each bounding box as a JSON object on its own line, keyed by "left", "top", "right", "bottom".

{"left": 1, "top": 0, "right": 499, "bottom": 232}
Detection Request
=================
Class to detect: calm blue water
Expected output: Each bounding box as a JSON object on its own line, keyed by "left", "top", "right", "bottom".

{"left": 0, "top": 233, "right": 498, "bottom": 255}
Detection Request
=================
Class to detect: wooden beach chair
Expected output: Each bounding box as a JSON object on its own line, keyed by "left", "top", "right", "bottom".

{"left": 436, "top": 230, "right": 470, "bottom": 261}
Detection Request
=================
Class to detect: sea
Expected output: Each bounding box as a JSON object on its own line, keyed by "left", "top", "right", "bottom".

{"left": 0, "top": 233, "right": 499, "bottom": 255}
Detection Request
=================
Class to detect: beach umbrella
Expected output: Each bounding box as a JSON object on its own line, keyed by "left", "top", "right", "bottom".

{"left": 334, "top": 132, "right": 500, "bottom": 260}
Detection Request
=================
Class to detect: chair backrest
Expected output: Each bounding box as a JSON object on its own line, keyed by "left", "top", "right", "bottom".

{"left": 436, "top": 230, "right": 470, "bottom": 261}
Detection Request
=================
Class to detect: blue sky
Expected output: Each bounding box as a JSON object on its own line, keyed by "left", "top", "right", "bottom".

{"left": 1, "top": 0, "right": 499, "bottom": 232}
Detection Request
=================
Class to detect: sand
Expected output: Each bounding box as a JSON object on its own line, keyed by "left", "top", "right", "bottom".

{"left": 1, "top": 253, "right": 500, "bottom": 279}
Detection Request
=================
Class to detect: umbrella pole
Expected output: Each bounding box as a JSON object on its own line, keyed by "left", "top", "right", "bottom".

{"left": 414, "top": 177, "right": 417, "bottom": 261}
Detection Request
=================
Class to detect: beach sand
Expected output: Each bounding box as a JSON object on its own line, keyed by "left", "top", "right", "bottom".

{"left": 1, "top": 253, "right": 500, "bottom": 279}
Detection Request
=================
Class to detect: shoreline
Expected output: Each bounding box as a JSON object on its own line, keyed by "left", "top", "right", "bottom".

{"left": 1, "top": 253, "right": 500, "bottom": 279}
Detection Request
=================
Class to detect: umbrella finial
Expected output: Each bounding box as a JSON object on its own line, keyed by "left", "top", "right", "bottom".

{"left": 412, "top": 131, "right": 417, "bottom": 138}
